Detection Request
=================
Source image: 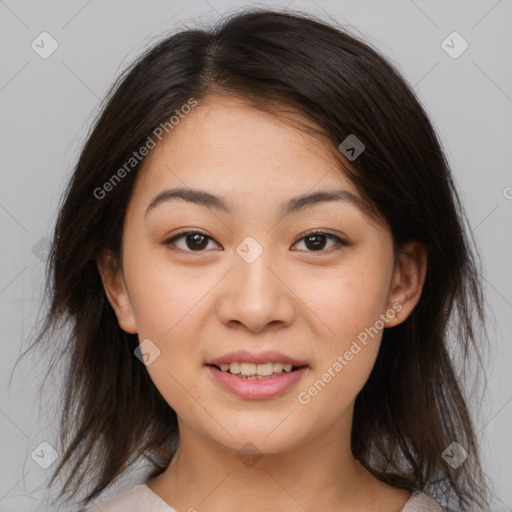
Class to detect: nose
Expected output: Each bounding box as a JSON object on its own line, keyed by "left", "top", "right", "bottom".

{"left": 215, "top": 248, "right": 296, "bottom": 333}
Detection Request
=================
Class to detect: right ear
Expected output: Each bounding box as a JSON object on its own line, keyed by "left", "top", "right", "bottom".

{"left": 96, "top": 249, "right": 138, "bottom": 334}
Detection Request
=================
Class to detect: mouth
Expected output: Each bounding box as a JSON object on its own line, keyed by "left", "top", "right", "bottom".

{"left": 204, "top": 350, "right": 309, "bottom": 399}
{"left": 205, "top": 360, "right": 309, "bottom": 400}
{"left": 206, "top": 361, "right": 307, "bottom": 379}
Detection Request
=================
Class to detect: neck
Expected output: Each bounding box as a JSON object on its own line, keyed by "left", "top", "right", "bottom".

{"left": 146, "top": 405, "right": 398, "bottom": 512}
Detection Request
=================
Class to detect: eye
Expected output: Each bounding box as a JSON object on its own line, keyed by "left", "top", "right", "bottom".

{"left": 163, "top": 230, "right": 220, "bottom": 252}
{"left": 292, "top": 230, "right": 349, "bottom": 252}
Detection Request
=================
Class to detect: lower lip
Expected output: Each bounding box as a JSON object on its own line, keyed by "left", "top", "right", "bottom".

{"left": 206, "top": 365, "right": 308, "bottom": 400}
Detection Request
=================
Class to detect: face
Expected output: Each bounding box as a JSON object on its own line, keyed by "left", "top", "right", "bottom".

{"left": 98, "top": 95, "right": 425, "bottom": 455}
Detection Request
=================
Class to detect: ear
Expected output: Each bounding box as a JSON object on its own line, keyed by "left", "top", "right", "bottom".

{"left": 96, "top": 249, "right": 138, "bottom": 334}
{"left": 385, "top": 240, "right": 427, "bottom": 328}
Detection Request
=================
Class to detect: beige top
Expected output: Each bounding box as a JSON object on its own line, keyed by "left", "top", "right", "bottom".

{"left": 83, "top": 483, "right": 444, "bottom": 511}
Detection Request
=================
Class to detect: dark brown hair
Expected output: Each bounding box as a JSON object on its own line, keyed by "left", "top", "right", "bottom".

{"left": 17, "top": 7, "right": 491, "bottom": 511}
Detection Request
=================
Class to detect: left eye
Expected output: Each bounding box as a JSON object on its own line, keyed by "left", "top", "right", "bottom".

{"left": 293, "top": 231, "right": 348, "bottom": 252}
{"left": 163, "top": 230, "right": 348, "bottom": 253}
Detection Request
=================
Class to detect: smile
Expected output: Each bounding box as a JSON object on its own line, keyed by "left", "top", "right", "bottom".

{"left": 216, "top": 361, "right": 299, "bottom": 378}
{"left": 206, "top": 363, "right": 308, "bottom": 399}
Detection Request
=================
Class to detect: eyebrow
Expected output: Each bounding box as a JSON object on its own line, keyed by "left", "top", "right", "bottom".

{"left": 145, "top": 187, "right": 366, "bottom": 218}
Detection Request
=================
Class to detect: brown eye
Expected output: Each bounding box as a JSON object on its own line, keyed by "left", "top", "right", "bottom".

{"left": 292, "top": 231, "right": 349, "bottom": 252}
{"left": 164, "top": 231, "right": 220, "bottom": 252}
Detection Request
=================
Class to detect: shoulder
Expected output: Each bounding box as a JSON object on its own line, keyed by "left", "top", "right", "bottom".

{"left": 400, "top": 490, "right": 444, "bottom": 512}
{"left": 82, "top": 483, "right": 177, "bottom": 512}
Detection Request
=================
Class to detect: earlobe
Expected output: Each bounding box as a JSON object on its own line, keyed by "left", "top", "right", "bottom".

{"left": 96, "top": 249, "right": 138, "bottom": 334}
{"left": 386, "top": 241, "right": 427, "bottom": 328}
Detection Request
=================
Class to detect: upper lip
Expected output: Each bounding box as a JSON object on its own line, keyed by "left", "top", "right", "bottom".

{"left": 206, "top": 350, "right": 308, "bottom": 367}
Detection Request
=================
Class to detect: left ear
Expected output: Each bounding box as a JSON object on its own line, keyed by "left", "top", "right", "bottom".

{"left": 385, "top": 240, "right": 427, "bottom": 327}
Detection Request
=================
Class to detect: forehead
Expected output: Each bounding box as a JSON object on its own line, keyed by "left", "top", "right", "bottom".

{"left": 129, "top": 95, "right": 361, "bottom": 214}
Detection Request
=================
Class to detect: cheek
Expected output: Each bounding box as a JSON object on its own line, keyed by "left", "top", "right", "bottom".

{"left": 127, "top": 267, "right": 212, "bottom": 415}
{"left": 298, "top": 262, "right": 392, "bottom": 345}
{"left": 293, "top": 258, "right": 392, "bottom": 403}
{"left": 294, "top": 274, "right": 385, "bottom": 420}
{"left": 124, "top": 249, "right": 222, "bottom": 387}
{"left": 126, "top": 253, "right": 218, "bottom": 340}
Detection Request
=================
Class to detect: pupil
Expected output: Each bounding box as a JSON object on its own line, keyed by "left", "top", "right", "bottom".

{"left": 187, "top": 234, "right": 208, "bottom": 250}
{"left": 306, "top": 234, "right": 326, "bottom": 250}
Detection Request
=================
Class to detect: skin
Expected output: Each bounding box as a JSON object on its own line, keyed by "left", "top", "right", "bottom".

{"left": 97, "top": 94, "right": 427, "bottom": 512}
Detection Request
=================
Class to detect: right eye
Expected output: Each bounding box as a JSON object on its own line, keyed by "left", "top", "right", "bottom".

{"left": 163, "top": 230, "right": 221, "bottom": 252}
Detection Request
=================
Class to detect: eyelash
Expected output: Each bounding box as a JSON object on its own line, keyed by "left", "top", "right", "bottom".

{"left": 163, "top": 229, "right": 350, "bottom": 254}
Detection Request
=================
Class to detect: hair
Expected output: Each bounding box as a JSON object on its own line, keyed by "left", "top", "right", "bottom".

{"left": 17, "top": 6, "right": 492, "bottom": 511}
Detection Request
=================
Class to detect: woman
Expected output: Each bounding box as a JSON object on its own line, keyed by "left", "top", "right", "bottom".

{"left": 23, "top": 8, "right": 490, "bottom": 512}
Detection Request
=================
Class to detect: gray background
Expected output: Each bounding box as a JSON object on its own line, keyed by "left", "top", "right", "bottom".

{"left": 1, "top": 0, "right": 511, "bottom": 510}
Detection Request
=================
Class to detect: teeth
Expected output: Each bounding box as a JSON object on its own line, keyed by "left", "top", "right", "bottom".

{"left": 216, "top": 361, "right": 298, "bottom": 377}
{"left": 240, "top": 362, "right": 256, "bottom": 376}
{"left": 255, "top": 362, "right": 273, "bottom": 376}
{"left": 229, "top": 362, "right": 240, "bottom": 374}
